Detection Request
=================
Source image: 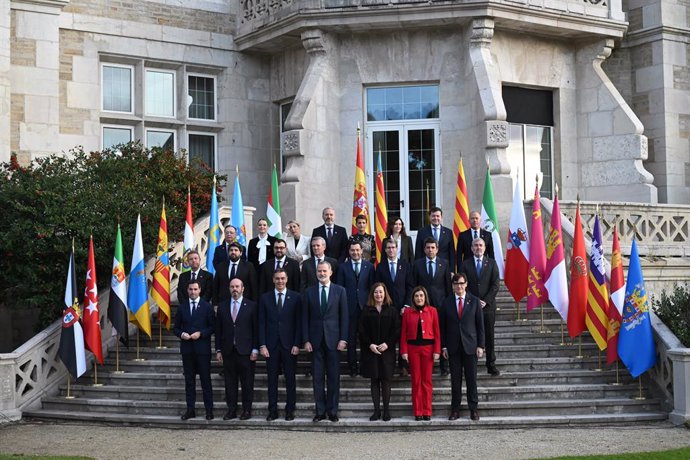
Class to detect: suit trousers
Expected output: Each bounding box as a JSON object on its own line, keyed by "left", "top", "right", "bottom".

{"left": 181, "top": 353, "right": 213, "bottom": 412}
{"left": 266, "top": 346, "right": 297, "bottom": 412}
{"left": 483, "top": 308, "right": 496, "bottom": 369}
{"left": 311, "top": 341, "right": 341, "bottom": 416}
{"left": 449, "top": 344, "right": 479, "bottom": 411}
{"left": 407, "top": 344, "right": 434, "bottom": 417}
{"left": 222, "top": 349, "right": 255, "bottom": 412}
{"left": 347, "top": 309, "right": 361, "bottom": 372}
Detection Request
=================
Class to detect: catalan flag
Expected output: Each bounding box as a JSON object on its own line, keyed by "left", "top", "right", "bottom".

{"left": 586, "top": 215, "right": 609, "bottom": 350}
{"left": 452, "top": 159, "right": 470, "bottom": 247}
{"left": 351, "top": 128, "right": 370, "bottom": 235}
{"left": 206, "top": 176, "right": 221, "bottom": 275}
{"left": 128, "top": 214, "right": 152, "bottom": 337}
{"left": 606, "top": 226, "right": 625, "bottom": 364}
{"left": 150, "top": 202, "right": 171, "bottom": 330}
{"left": 374, "top": 152, "right": 388, "bottom": 265}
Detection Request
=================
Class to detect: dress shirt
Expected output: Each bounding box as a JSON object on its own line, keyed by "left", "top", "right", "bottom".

{"left": 257, "top": 235, "right": 269, "bottom": 264}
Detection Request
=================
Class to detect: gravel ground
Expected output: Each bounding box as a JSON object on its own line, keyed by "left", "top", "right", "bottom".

{"left": 1, "top": 421, "right": 689, "bottom": 459}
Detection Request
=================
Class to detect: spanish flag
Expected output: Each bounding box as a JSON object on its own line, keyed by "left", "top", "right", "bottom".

{"left": 351, "top": 127, "right": 370, "bottom": 234}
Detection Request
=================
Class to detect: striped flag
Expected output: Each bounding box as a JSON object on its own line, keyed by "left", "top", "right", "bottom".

{"left": 544, "top": 189, "right": 569, "bottom": 321}
{"left": 58, "top": 245, "right": 87, "bottom": 379}
{"left": 606, "top": 226, "right": 625, "bottom": 364}
{"left": 526, "top": 184, "right": 548, "bottom": 312}
{"left": 232, "top": 169, "right": 247, "bottom": 247}
{"left": 374, "top": 152, "right": 388, "bottom": 265}
{"left": 150, "top": 202, "right": 171, "bottom": 330}
{"left": 586, "top": 215, "right": 609, "bottom": 350}
{"left": 82, "top": 236, "right": 103, "bottom": 364}
{"left": 480, "top": 169, "right": 504, "bottom": 278}
{"left": 128, "top": 214, "right": 152, "bottom": 337}
{"left": 567, "top": 201, "right": 588, "bottom": 338}
{"left": 206, "top": 176, "right": 221, "bottom": 275}
{"left": 182, "top": 187, "right": 194, "bottom": 273}
{"left": 452, "top": 159, "right": 470, "bottom": 247}
{"left": 351, "top": 129, "right": 370, "bottom": 235}
{"left": 108, "top": 224, "right": 129, "bottom": 346}
{"left": 267, "top": 164, "right": 283, "bottom": 239}
{"left": 504, "top": 178, "right": 530, "bottom": 302}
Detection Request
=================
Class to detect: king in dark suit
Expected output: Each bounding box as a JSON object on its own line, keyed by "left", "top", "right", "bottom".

{"left": 173, "top": 280, "right": 215, "bottom": 421}
{"left": 311, "top": 207, "right": 349, "bottom": 263}
{"left": 177, "top": 250, "right": 213, "bottom": 304}
{"left": 456, "top": 210, "right": 495, "bottom": 269}
{"left": 414, "top": 206, "right": 456, "bottom": 273}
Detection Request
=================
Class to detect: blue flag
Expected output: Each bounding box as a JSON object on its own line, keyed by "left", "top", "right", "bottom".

{"left": 618, "top": 239, "right": 656, "bottom": 378}
{"left": 232, "top": 174, "right": 246, "bottom": 247}
{"left": 206, "top": 176, "right": 221, "bottom": 275}
{"left": 127, "top": 214, "right": 151, "bottom": 337}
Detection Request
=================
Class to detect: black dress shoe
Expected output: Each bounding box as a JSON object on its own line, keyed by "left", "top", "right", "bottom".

{"left": 328, "top": 413, "right": 339, "bottom": 422}
{"left": 266, "top": 411, "right": 279, "bottom": 421}
{"left": 423, "top": 415, "right": 431, "bottom": 421}
{"left": 239, "top": 410, "right": 252, "bottom": 420}
{"left": 285, "top": 411, "right": 295, "bottom": 421}
{"left": 223, "top": 411, "right": 237, "bottom": 420}
{"left": 488, "top": 367, "right": 501, "bottom": 376}
{"left": 206, "top": 412, "right": 214, "bottom": 420}
{"left": 448, "top": 411, "right": 460, "bottom": 421}
{"left": 414, "top": 416, "right": 423, "bottom": 421}
{"left": 382, "top": 411, "right": 391, "bottom": 422}
{"left": 470, "top": 410, "right": 480, "bottom": 421}
{"left": 181, "top": 410, "right": 196, "bottom": 420}
{"left": 313, "top": 414, "right": 326, "bottom": 422}
{"left": 369, "top": 410, "right": 381, "bottom": 421}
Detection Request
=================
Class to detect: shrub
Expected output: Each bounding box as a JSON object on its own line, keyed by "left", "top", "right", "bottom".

{"left": 653, "top": 283, "right": 690, "bottom": 347}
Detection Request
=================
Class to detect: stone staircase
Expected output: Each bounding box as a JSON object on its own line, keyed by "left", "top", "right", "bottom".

{"left": 23, "top": 291, "right": 668, "bottom": 430}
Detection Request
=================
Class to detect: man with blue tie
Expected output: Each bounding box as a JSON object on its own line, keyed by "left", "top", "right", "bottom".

{"left": 414, "top": 206, "right": 456, "bottom": 273}
{"left": 336, "top": 241, "right": 374, "bottom": 376}
{"left": 303, "top": 261, "right": 348, "bottom": 422}
{"left": 258, "top": 268, "right": 302, "bottom": 421}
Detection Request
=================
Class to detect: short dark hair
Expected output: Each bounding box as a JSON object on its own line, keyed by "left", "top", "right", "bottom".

{"left": 228, "top": 241, "right": 243, "bottom": 251}
{"left": 273, "top": 267, "right": 288, "bottom": 278}
{"left": 429, "top": 206, "right": 443, "bottom": 215}
{"left": 423, "top": 236, "right": 437, "bottom": 248}
{"left": 273, "top": 238, "right": 287, "bottom": 247}
{"left": 452, "top": 272, "right": 467, "bottom": 284}
{"left": 356, "top": 214, "right": 368, "bottom": 222}
{"left": 187, "top": 279, "right": 201, "bottom": 289}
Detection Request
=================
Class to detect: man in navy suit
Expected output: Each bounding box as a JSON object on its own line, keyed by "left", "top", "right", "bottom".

{"left": 215, "top": 278, "right": 259, "bottom": 420}
{"left": 311, "top": 207, "right": 349, "bottom": 263}
{"left": 336, "top": 241, "right": 374, "bottom": 376}
{"left": 213, "top": 242, "right": 258, "bottom": 303}
{"left": 212, "top": 225, "right": 246, "bottom": 272}
{"left": 259, "top": 238, "right": 301, "bottom": 294}
{"left": 177, "top": 250, "right": 213, "bottom": 304}
{"left": 414, "top": 206, "right": 456, "bottom": 273}
{"left": 456, "top": 210, "right": 495, "bottom": 269}
{"left": 301, "top": 237, "right": 338, "bottom": 293}
{"left": 258, "top": 268, "right": 302, "bottom": 421}
{"left": 173, "top": 280, "right": 215, "bottom": 421}
{"left": 441, "top": 272, "right": 485, "bottom": 421}
{"left": 303, "top": 260, "right": 348, "bottom": 422}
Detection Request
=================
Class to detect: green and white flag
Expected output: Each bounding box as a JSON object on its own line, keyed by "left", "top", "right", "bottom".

{"left": 481, "top": 168, "right": 505, "bottom": 279}
{"left": 108, "top": 224, "right": 129, "bottom": 346}
{"left": 266, "top": 164, "right": 282, "bottom": 238}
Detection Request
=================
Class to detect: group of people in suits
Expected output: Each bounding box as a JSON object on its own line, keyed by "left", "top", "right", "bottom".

{"left": 173, "top": 205, "right": 500, "bottom": 422}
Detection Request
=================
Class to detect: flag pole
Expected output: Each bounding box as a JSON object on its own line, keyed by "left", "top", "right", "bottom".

{"left": 65, "top": 375, "right": 74, "bottom": 399}
{"left": 134, "top": 328, "right": 144, "bottom": 362}
{"left": 92, "top": 359, "right": 103, "bottom": 387}
{"left": 575, "top": 336, "right": 584, "bottom": 359}
{"left": 632, "top": 376, "right": 646, "bottom": 400}
{"left": 593, "top": 349, "right": 603, "bottom": 371}
{"left": 611, "top": 360, "right": 622, "bottom": 386}
{"left": 516, "top": 301, "right": 520, "bottom": 321}
{"left": 114, "top": 337, "right": 124, "bottom": 374}
{"left": 559, "top": 320, "right": 566, "bottom": 346}
{"left": 539, "top": 303, "right": 547, "bottom": 333}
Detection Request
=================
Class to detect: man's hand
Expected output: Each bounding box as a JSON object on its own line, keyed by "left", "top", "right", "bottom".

{"left": 442, "top": 349, "right": 449, "bottom": 360}
{"left": 476, "top": 347, "right": 484, "bottom": 358}
{"left": 337, "top": 340, "right": 347, "bottom": 351}
{"left": 181, "top": 332, "right": 191, "bottom": 341}
{"left": 304, "top": 341, "right": 313, "bottom": 353}
{"left": 291, "top": 346, "right": 300, "bottom": 356}
{"left": 377, "top": 343, "right": 388, "bottom": 353}
{"left": 190, "top": 331, "right": 201, "bottom": 340}
{"left": 260, "top": 346, "right": 269, "bottom": 359}
{"left": 216, "top": 351, "right": 223, "bottom": 364}
{"left": 480, "top": 300, "right": 487, "bottom": 309}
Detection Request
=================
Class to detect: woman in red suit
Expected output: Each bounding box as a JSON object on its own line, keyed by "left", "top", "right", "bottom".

{"left": 400, "top": 286, "right": 441, "bottom": 421}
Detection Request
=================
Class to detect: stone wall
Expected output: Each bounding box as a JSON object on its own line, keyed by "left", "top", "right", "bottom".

{"left": 0, "top": 1, "right": 8, "bottom": 163}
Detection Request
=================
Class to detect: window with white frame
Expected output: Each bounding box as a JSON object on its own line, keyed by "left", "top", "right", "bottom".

{"left": 146, "top": 129, "right": 175, "bottom": 151}
{"left": 188, "top": 75, "right": 216, "bottom": 120}
{"left": 188, "top": 133, "right": 215, "bottom": 169}
{"left": 102, "top": 126, "right": 133, "bottom": 149}
{"left": 146, "top": 69, "right": 175, "bottom": 117}
{"left": 102, "top": 64, "right": 133, "bottom": 113}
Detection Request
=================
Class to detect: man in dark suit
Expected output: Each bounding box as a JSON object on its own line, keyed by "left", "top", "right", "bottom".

{"left": 259, "top": 238, "right": 300, "bottom": 294}
{"left": 247, "top": 218, "right": 276, "bottom": 273}
{"left": 414, "top": 206, "right": 455, "bottom": 273}
{"left": 300, "top": 236, "right": 338, "bottom": 293}
{"left": 212, "top": 225, "right": 246, "bottom": 272}
{"left": 213, "top": 242, "right": 258, "bottom": 303}
{"left": 412, "top": 237, "right": 452, "bottom": 375}
{"left": 459, "top": 237, "right": 500, "bottom": 376}
{"left": 215, "top": 278, "right": 259, "bottom": 420}
{"left": 302, "top": 260, "right": 348, "bottom": 422}
{"left": 177, "top": 250, "right": 213, "bottom": 304}
{"left": 258, "top": 268, "right": 302, "bottom": 421}
{"left": 335, "top": 241, "right": 374, "bottom": 376}
{"left": 441, "top": 272, "right": 485, "bottom": 421}
{"left": 311, "top": 207, "right": 349, "bottom": 263}
{"left": 173, "top": 280, "right": 215, "bottom": 421}
{"left": 457, "top": 210, "right": 495, "bottom": 269}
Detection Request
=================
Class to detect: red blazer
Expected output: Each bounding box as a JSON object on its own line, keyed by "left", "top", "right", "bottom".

{"left": 400, "top": 306, "right": 441, "bottom": 356}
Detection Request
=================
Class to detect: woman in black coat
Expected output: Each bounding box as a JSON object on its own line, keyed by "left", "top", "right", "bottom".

{"left": 359, "top": 282, "right": 400, "bottom": 421}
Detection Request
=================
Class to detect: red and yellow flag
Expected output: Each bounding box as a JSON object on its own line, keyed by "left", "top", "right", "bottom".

{"left": 374, "top": 152, "right": 388, "bottom": 265}
{"left": 606, "top": 227, "right": 624, "bottom": 364}
{"left": 151, "top": 202, "right": 171, "bottom": 330}
{"left": 567, "top": 200, "right": 588, "bottom": 338}
{"left": 453, "top": 159, "right": 470, "bottom": 247}
{"left": 586, "top": 215, "right": 609, "bottom": 350}
{"left": 352, "top": 127, "right": 370, "bottom": 234}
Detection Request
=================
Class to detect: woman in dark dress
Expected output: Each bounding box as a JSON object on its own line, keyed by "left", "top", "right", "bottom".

{"left": 359, "top": 282, "right": 400, "bottom": 421}
{"left": 386, "top": 217, "right": 414, "bottom": 262}
{"left": 349, "top": 214, "right": 376, "bottom": 263}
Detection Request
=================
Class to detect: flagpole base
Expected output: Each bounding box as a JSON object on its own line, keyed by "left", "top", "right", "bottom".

{"left": 91, "top": 383, "right": 104, "bottom": 387}
{"left": 631, "top": 395, "right": 648, "bottom": 400}
{"left": 574, "top": 355, "right": 584, "bottom": 359}
{"left": 592, "top": 367, "right": 603, "bottom": 372}
{"left": 154, "top": 346, "right": 168, "bottom": 349}
{"left": 609, "top": 382, "right": 623, "bottom": 386}
{"left": 132, "top": 358, "right": 145, "bottom": 362}
{"left": 64, "top": 396, "right": 76, "bottom": 400}
{"left": 112, "top": 370, "right": 125, "bottom": 374}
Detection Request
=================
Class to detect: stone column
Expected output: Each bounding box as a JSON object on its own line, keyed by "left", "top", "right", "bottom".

{"left": 0, "top": 0, "right": 10, "bottom": 163}
{"left": 0, "top": 355, "right": 21, "bottom": 422}
{"left": 668, "top": 348, "right": 690, "bottom": 425}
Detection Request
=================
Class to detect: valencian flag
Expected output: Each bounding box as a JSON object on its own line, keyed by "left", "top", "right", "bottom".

{"left": 58, "top": 245, "right": 87, "bottom": 379}
{"left": 504, "top": 178, "right": 530, "bottom": 302}
{"left": 481, "top": 168, "right": 504, "bottom": 278}
{"left": 618, "top": 239, "right": 656, "bottom": 377}
{"left": 351, "top": 128, "right": 370, "bottom": 235}
{"left": 567, "top": 200, "right": 588, "bottom": 338}
{"left": 128, "top": 214, "right": 152, "bottom": 337}
{"left": 108, "top": 224, "right": 129, "bottom": 346}
{"left": 452, "top": 159, "right": 470, "bottom": 247}
{"left": 267, "top": 164, "right": 283, "bottom": 239}
{"left": 374, "top": 152, "right": 388, "bottom": 265}
{"left": 606, "top": 227, "right": 625, "bottom": 364}
{"left": 150, "top": 202, "right": 171, "bottom": 330}
{"left": 544, "top": 189, "right": 569, "bottom": 321}
{"left": 232, "top": 168, "right": 247, "bottom": 247}
{"left": 206, "top": 176, "right": 221, "bottom": 276}
{"left": 526, "top": 184, "right": 548, "bottom": 312}
{"left": 182, "top": 187, "right": 194, "bottom": 273}
{"left": 586, "top": 215, "right": 609, "bottom": 350}
{"left": 82, "top": 236, "right": 103, "bottom": 364}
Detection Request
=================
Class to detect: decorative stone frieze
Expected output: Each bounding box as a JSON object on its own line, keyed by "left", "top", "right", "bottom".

{"left": 486, "top": 121, "right": 509, "bottom": 148}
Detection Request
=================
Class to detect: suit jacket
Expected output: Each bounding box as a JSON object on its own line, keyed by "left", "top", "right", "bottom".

{"left": 440, "top": 291, "right": 485, "bottom": 355}
{"left": 258, "top": 289, "right": 302, "bottom": 351}
{"left": 375, "top": 259, "right": 414, "bottom": 310}
{"left": 415, "top": 224, "right": 456, "bottom": 272}
{"left": 394, "top": 235, "right": 415, "bottom": 263}
{"left": 459, "top": 256, "right": 500, "bottom": 310}
{"left": 312, "top": 224, "right": 349, "bottom": 263}
{"left": 247, "top": 235, "right": 277, "bottom": 272}
{"left": 212, "top": 241, "right": 247, "bottom": 272}
{"left": 258, "top": 257, "right": 301, "bottom": 294}
{"left": 457, "top": 228, "right": 495, "bottom": 269}
{"left": 300, "top": 255, "right": 338, "bottom": 293}
{"left": 173, "top": 298, "right": 215, "bottom": 355}
{"left": 335, "top": 259, "right": 375, "bottom": 316}
{"left": 302, "top": 283, "right": 349, "bottom": 350}
{"left": 286, "top": 234, "right": 311, "bottom": 265}
{"left": 399, "top": 305, "right": 441, "bottom": 355}
{"left": 215, "top": 297, "right": 258, "bottom": 355}
{"left": 213, "top": 259, "right": 258, "bottom": 303}
{"left": 411, "top": 257, "right": 452, "bottom": 308}
{"left": 177, "top": 269, "right": 213, "bottom": 304}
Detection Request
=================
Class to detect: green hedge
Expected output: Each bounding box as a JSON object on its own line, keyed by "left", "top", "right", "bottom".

{"left": 653, "top": 283, "right": 690, "bottom": 347}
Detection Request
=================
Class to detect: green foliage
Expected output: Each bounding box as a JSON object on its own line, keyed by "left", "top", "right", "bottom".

{"left": 653, "top": 283, "right": 690, "bottom": 347}
{"left": 0, "top": 142, "right": 226, "bottom": 328}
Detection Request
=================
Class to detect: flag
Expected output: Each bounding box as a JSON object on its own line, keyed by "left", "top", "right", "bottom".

{"left": 351, "top": 129, "right": 370, "bottom": 234}
{"left": 232, "top": 170, "right": 247, "bottom": 247}
{"left": 607, "top": 227, "right": 625, "bottom": 364}
{"left": 504, "top": 178, "right": 530, "bottom": 302}
{"left": 108, "top": 224, "right": 129, "bottom": 346}
{"left": 206, "top": 176, "right": 221, "bottom": 276}
{"left": 567, "top": 201, "right": 588, "bottom": 338}
{"left": 618, "top": 239, "right": 656, "bottom": 377}
{"left": 544, "top": 190, "right": 569, "bottom": 321}
{"left": 586, "top": 215, "right": 609, "bottom": 350}
{"left": 526, "top": 185, "right": 548, "bottom": 312}
{"left": 82, "top": 236, "right": 103, "bottom": 364}
{"left": 182, "top": 187, "right": 194, "bottom": 273}
{"left": 480, "top": 169, "right": 504, "bottom": 278}
{"left": 267, "top": 164, "right": 283, "bottom": 239}
{"left": 127, "top": 214, "right": 151, "bottom": 337}
{"left": 374, "top": 152, "right": 388, "bottom": 265}
{"left": 58, "top": 246, "right": 87, "bottom": 379}
{"left": 150, "top": 202, "right": 171, "bottom": 330}
{"left": 453, "top": 159, "right": 470, "bottom": 247}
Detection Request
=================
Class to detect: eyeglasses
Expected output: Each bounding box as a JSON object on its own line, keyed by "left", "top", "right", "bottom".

{"left": 452, "top": 281, "right": 467, "bottom": 285}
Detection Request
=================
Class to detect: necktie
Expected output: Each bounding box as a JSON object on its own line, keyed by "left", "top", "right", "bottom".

{"left": 231, "top": 300, "right": 239, "bottom": 322}
{"left": 277, "top": 292, "right": 283, "bottom": 310}
{"left": 317, "top": 258, "right": 322, "bottom": 271}
{"left": 320, "top": 286, "right": 328, "bottom": 314}
{"left": 190, "top": 300, "right": 197, "bottom": 315}
{"left": 476, "top": 258, "right": 482, "bottom": 277}
{"left": 433, "top": 227, "right": 439, "bottom": 242}
{"left": 390, "top": 262, "right": 396, "bottom": 282}
{"left": 191, "top": 272, "right": 196, "bottom": 281}
{"left": 474, "top": 230, "right": 478, "bottom": 240}
{"left": 327, "top": 227, "right": 333, "bottom": 240}
{"left": 457, "top": 297, "right": 463, "bottom": 319}
{"left": 354, "top": 262, "right": 360, "bottom": 276}
{"left": 230, "top": 263, "right": 237, "bottom": 279}
{"left": 428, "top": 260, "right": 434, "bottom": 278}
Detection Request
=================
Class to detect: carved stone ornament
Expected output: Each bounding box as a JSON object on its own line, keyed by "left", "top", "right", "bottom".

{"left": 486, "top": 121, "right": 509, "bottom": 148}
{"left": 282, "top": 131, "right": 301, "bottom": 155}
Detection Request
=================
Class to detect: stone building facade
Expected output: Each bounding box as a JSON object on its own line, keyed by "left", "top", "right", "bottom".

{"left": 2, "top": 0, "right": 689, "bottom": 237}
